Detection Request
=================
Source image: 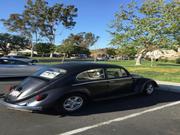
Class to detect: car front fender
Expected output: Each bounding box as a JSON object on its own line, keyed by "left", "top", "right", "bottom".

{"left": 133, "top": 78, "right": 158, "bottom": 93}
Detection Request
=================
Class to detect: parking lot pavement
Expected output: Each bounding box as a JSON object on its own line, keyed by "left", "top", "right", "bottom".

{"left": 0, "top": 81, "right": 180, "bottom": 135}
{"left": 157, "top": 81, "right": 180, "bottom": 93}
{"left": 80, "top": 104, "right": 180, "bottom": 135}
{"left": 0, "top": 79, "right": 21, "bottom": 95}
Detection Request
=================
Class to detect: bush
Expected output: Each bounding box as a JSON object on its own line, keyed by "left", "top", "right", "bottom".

{"left": 159, "top": 58, "right": 168, "bottom": 63}
{"left": 176, "top": 58, "right": 180, "bottom": 64}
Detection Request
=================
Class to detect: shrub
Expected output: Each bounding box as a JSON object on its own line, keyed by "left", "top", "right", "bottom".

{"left": 176, "top": 58, "right": 180, "bottom": 64}
{"left": 159, "top": 58, "right": 168, "bottom": 63}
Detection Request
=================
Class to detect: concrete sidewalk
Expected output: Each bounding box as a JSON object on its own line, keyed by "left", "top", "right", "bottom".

{"left": 157, "top": 80, "right": 180, "bottom": 93}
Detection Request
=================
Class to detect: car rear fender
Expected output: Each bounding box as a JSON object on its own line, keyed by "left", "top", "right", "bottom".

{"left": 133, "top": 78, "right": 158, "bottom": 93}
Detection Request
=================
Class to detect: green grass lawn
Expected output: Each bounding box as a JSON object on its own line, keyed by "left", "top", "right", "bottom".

{"left": 102, "top": 60, "right": 180, "bottom": 83}
{"left": 38, "top": 60, "right": 180, "bottom": 83}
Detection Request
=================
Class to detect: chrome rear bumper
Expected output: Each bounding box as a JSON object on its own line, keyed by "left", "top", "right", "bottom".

{"left": 0, "top": 98, "right": 42, "bottom": 112}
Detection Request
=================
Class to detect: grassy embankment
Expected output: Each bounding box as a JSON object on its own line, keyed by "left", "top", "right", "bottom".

{"left": 37, "top": 59, "right": 180, "bottom": 83}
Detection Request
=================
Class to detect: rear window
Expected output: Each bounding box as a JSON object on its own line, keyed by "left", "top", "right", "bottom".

{"left": 33, "top": 67, "right": 67, "bottom": 79}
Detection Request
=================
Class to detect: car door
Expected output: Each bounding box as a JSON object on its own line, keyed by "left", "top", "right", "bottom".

{"left": 105, "top": 67, "right": 134, "bottom": 96}
{"left": 75, "top": 68, "right": 110, "bottom": 99}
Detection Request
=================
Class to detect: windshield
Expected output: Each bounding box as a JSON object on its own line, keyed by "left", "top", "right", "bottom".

{"left": 32, "top": 67, "right": 67, "bottom": 79}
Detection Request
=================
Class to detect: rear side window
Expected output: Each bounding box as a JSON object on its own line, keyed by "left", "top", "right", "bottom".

{"left": 106, "top": 68, "right": 128, "bottom": 79}
{"left": 77, "top": 68, "right": 105, "bottom": 81}
{"left": 9, "top": 60, "right": 28, "bottom": 65}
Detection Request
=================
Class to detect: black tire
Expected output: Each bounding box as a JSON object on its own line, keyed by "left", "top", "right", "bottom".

{"left": 32, "top": 60, "right": 38, "bottom": 63}
{"left": 143, "top": 82, "right": 155, "bottom": 95}
{"left": 55, "top": 93, "right": 87, "bottom": 113}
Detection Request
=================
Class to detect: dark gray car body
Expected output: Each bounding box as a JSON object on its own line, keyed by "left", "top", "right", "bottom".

{"left": 0, "top": 63, "right": 158, "bottom": 111}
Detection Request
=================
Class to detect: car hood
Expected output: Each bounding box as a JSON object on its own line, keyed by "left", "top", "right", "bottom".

{"left": 5, "top": 77, "right": 48, "bottom": 103}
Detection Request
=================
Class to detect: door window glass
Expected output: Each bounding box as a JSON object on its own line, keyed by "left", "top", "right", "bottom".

{"left": 106, "top": 68, "right": 127, "bottom": 79}
{"left": 77, "top": 69, "right": 105, "bottom": 81}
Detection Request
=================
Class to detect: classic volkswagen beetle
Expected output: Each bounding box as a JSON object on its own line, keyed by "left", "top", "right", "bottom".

{"left": 0, "top": 63, "right": 158, "bottom": 113}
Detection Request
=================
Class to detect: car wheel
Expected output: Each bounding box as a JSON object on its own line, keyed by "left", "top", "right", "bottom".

{"left": 56, "top": 94, "right": 87, "bottom": 113}
{"left": 143, "top": 82, "right": 155, "bottom": 95}
{"left": 32, "top": 60, "right": 38, "bottom": 63}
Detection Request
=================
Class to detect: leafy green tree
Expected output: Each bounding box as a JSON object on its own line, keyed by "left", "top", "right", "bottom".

{"left": 1, "top": 0, "right": 46, "bottom": 57}
{"left": 57, "top": 42, "right": 90, "bottom": 57}
{"left": 0, "top": 33, "right": 30, "bottom": 55}
{"left": 57, "top": 32, "right": 98, "bottom": 60}
{"left": 110, "top": 0, "right": 180, "bottom": 65}
{"left": 1, "top": 0, "right": 78, "bottom": 57}
{"left": 116, "top": 45, "right": 136, "bottom": 59}
{"left": 106, "top": 48, "right": 117, "bottom": 56}
{"left": 38, "top": 2, "right": 78, "bottom": 57}
{"left": 60, "top": 32, "right": 99, "bottom": 48}
{"left": 34, "top": 43, "right": 55, "bottom": 56}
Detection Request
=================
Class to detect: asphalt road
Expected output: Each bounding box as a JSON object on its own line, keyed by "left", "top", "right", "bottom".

{"left": 0, "top": 80, "right": 180, "bottom": 135}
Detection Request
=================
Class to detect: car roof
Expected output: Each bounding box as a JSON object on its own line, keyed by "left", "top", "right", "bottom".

{"left": 53, "top": 62, "right": 124, "bottom": 72}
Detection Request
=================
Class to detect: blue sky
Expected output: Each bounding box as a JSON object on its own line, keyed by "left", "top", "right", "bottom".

{"left": 0, "top": 0, "right": 141, "bottom": 49}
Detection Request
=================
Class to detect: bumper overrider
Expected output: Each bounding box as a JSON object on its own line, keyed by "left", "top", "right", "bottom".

{"left": 0, "top": 98, "right": 42, "bottom": 112}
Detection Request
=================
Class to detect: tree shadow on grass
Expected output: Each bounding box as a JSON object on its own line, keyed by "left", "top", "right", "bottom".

{"left": 157, "top": 63, "right": 180, "bottom": 67}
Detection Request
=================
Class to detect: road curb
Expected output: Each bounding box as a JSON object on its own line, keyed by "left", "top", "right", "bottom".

{"left": 157, "top": 80, "right": 180, "bottom": 93}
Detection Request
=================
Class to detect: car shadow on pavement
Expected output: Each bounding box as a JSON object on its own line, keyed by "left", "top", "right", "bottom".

{"left": 41, "top": 90, "right": 180, "bottom": 117}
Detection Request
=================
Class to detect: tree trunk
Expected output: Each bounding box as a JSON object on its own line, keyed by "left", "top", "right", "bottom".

{"left": 49, "top": 27, "right": 55, "bottom": 58}
{"left": 31, "top": 32, "right": 37, "bottom": 57}
{"left": 61, "top": 53, "right": 66, "bottom": 63}
{"left": 151, "top": 57, "right": 154, "bottom": 67}
{"left": 135, "top": 53, "right": 143, "bottom": 65}
{"left": 30, "top": 43, "right": 34, "bottom": 57}
{"left": 135, "top": 49, "right": 146, "bottom": 65}
{"left": 50, "top": 53, "right": 53, "bottom": 58}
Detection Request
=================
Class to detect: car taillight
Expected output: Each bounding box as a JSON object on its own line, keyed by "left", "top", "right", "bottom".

{"left": 4, "top": 85, "right": 14, "bottom": 92}
{"left": 35, "top": 94, "right": 47, "bottom": 101}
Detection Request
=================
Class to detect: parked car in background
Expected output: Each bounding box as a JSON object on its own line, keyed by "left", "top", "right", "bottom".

{"left": 70, "top": 56, "right": 79, "bottom": 59}
{"left": 0, "top": 58, "right": 44, "bottom": 78}
{"left": 0, "top": 63, "right": 158, "bottom": 113}
{"left": 1, "top": 55, "right": 38, "bottom": 63}
{"left": 96, "top": 56, "right": 108, "bottom": 61}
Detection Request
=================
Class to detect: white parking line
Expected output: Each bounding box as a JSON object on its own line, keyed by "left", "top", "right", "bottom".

{"left": 59, "top": 101, "right": 180, "bottom": 135}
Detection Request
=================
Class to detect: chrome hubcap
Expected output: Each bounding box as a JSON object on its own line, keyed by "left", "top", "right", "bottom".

{"left": 63, "top": 96, "right": 83, "bottom": 111}
{"left": 146, "top": 84, "right": 154, "bottom": 94}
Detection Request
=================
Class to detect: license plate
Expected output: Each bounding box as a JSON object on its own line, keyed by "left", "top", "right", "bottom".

{"left": 10, "top": 90, "right": 20, "bottom": 97}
